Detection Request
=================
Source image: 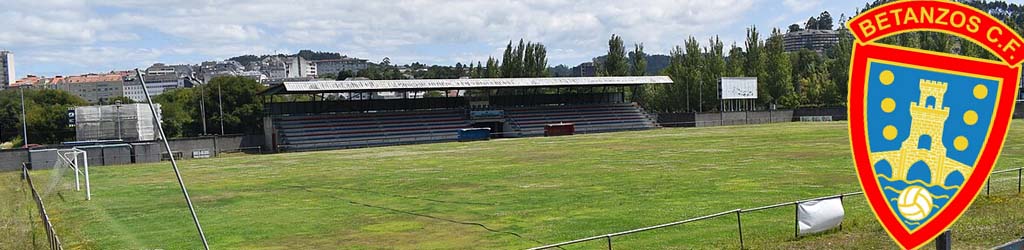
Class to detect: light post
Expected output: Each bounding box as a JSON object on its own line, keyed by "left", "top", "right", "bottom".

{"left": 19, "top": 87, "right": 28, "bottom": 147}
{"left": 19, "top": 86, "right": 30, "bottom": 171}
{"left": 217, "top": 81, "right": 224, "bottom": 135}
{"left": 191, "top": 74, "right": 208, "bottom": 135}
{"left": 115, "top": 100, "right": 123, "bottom": 140}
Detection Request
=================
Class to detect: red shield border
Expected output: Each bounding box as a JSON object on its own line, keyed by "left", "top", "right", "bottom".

{"left": 848, "top": 42, "right": 1021, "bottom": 249}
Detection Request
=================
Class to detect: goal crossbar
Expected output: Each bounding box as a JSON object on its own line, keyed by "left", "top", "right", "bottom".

{"left": 56, "top": 148, "right": 90, "bottom": 200}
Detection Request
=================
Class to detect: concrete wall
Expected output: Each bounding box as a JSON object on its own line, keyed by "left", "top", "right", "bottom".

{"left": 0, "top": 149, "right": 28, "bottom": 171}
{"left": 793, "top": 107, "right": 847, "bottom": 121}
{"left": 659, "top": 111, "right": 795, "bottom": 127}
{"left": 1, "top": 134, "right": 263, "bottom": 172}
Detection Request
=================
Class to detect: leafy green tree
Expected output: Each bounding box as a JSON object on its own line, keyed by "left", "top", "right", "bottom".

{"left": 0, "top": 88, "right": 87, "bottom": 145}
{"left": 630, "top": 43, "right": 647, "bottom": 76}
{"left": 153, "top": 88, "right": 198, "bottom": 137}
{"left": 336, "top": 70, "right": 355, "bottom": 80}
{"left": 703, "top": 36, "right": 726, "bottom": 111}
{"left": 726, "top": 43, "right": 746, "bottom": 77}
{"left": 826, "top": 30, "right": 854, "bottom": 105}
{"left": 498, "top": 39, "right": 548, "bottom": 77}
{"left": 98, "top": 96, "right": 136, "bottom": 105}
{"left": 764, "top": 28, "right": 793, "bottom": 107}
{"left": 485, "top": 57, "right": 501, "bottom": 78}
{"left": 816, "top": 11, "right": 834, "bottom": 30}
{"left": 501, "top": 41, "right": 514, "bottom": 77}
{"left": 602, "top": 34, "right": 630, "bottom": 76}
{"left": 200, "top": 76, "right": 267, "bottom": 134}
{"left": 788, "top": 24, "right": 802, "bottom": 33}
{"left": 805, "top": 17, "right": 819, "bottom": 30}
{"left": 745, "top": 26, "right": 769, "bottom": 106}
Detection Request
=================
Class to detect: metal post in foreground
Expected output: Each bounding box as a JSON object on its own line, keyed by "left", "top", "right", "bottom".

{"left": 82, "top": 150, "right": 90, "bottom": 201}
{"left": 135, "top": 69, "right": 210, "bottom": 250}
{"left": 20, "top": 86, "right": 31, "bottom": 170}
{"left": 736, "top": 210, "right": 744, "bottom": 249}
{"left": 935, "top": 230, "right": 951, "bottom": 250}
{"left": 1018, "top": 168, "right": 1022, "bottom": 193}
{"left": 987, "top": 177, "right": 991, "bottom": 196}
{"left": 606, "top": 235, "right": 612, "bottom": 250}
{"left": 794, "top": 203, "right": 799, "bottom": 239}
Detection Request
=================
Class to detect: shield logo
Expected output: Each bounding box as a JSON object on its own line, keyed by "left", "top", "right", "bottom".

{"left": 847, "top": 1, "right": 1023, "bottom": 249}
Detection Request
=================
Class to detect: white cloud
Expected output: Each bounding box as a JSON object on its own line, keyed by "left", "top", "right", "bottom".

{"left": 6, "top": 0, "right": 768, "bottom": 76}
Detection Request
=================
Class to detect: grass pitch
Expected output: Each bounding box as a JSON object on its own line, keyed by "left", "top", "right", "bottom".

{"left": 3, "top": 121, "right": 1024, "bottom": 249}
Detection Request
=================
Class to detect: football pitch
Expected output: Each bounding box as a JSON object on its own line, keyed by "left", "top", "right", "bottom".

{"left": 3, "top": 121, "right": 1024, "bottom": 249}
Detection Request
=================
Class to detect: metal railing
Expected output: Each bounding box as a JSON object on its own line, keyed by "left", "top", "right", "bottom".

{"left": 528, "top": 192, "right": 863, "bottom": 250}
{"left": 22, "top": 163, "right": 63, "bottom": 250}
{"left": 531, "top": 167, "right": 1024, "bottom": 250}
{"left": 987, "top": 167, "right": 1024, "bottom": 195}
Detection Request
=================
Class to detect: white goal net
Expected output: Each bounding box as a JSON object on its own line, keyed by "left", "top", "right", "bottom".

{"left": 51, "top": 148, "right": 92, "bottom": 200}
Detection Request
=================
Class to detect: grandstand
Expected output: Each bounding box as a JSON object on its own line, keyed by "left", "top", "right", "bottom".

{"left": 259, "top": 77, "right": 670, "bottom": 152}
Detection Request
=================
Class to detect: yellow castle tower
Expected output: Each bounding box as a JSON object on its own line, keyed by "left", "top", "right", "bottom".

{"left": 870, "top": 79, "right": 973, "bottom": 186}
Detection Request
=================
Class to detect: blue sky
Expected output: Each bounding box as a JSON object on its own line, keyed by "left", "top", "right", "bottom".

{"left": 0, "top": 0, "right": 973, "bottom": 78}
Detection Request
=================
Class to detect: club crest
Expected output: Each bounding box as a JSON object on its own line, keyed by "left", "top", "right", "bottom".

{"left": 846, "top": 1, "right": 1023, "bottom": 249}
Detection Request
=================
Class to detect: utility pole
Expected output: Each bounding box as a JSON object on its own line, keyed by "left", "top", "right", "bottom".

{"left": 20, "top": 86, "right": 30, "bottom": 168}
{"left": 115, "top": 100, "right": 123, "bottom": 140}
{"left": 217, "top": 81, "right": 224, "bottom": 135}
{"left": 191, "top": 74, "right": 207, "bottom": 135}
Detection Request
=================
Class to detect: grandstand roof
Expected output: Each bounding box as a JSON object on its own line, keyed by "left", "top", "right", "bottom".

{"left": 259, "top": 76, "right": 672, "bottom": 95}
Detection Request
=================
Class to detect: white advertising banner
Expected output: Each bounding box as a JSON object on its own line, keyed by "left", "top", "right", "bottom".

{"left": 797, "top": 198, "right": 845, "bottom": 235}
{"left": 720, "top": 77, "right": 758, "bottom": 99}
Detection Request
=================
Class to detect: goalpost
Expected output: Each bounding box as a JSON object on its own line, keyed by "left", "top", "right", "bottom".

{"left": 55, "top": 148, "right": 91, "bottom": 200}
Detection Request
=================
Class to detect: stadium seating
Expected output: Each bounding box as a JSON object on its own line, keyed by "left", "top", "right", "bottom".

{"left": 504, "top": 103, "right": 657, "bottom": 136}
{"left": 273, "top": 109, "right": 471, "bottom": 151}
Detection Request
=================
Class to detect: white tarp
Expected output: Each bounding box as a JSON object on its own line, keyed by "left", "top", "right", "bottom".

{"left": 720, "top": 77, "right": 758, "bottom": 99}
{"left": 797, "top": 198, "right": 845, "bottom": 235}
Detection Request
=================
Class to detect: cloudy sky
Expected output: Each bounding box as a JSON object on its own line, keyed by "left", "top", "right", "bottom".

{"left": 4, "top": 0, "right": 895, "bottom": 78}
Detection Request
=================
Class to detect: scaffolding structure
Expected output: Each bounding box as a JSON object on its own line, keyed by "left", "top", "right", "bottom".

{"left": 74, "top": 103, "right": 162, "bottom": 141}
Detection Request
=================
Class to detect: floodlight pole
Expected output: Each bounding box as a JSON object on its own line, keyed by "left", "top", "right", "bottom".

{"left": 218, "top": 82, "right": 224, "bottom": 135}
{"left": 19, "top": 86, "right": 28, "bottom": 147}
{"left": 192, "top": 74, "right": 208, "bottom": 135}
{"left": 136, "top": 69, "right": 210, "bottom": 250}
{"left": 19, "top": 86, "right": 30, "bottom": 171}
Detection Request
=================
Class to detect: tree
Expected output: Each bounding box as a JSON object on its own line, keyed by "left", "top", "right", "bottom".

{"left": 201, "top": 76, "right": 267, "bottom": 134}
{"left": 336, "top": 70, "right": 355, "bottom": 80}
{"left": 98, "top": 96, "right": 136, "bottom": 105}
{"left": 475, "top": 61, "right": 484, "bottom": 78}
{"left": 805, "top": 17, "right": 819, "bottom": 30}
{"left": 602, "top": 34, "right": 629, "bottom": 76}
{"left": 744, "top": 26, "right": 769, "bottom": 106}
{"left": 0, "top": 88, "right": 87, "bottom": 145}
{"left": 153, "top": 88, "right": 198, "bottom": 137}
{"left": 764, "top": 28, "right": 794, "bottom": 107}
{"left": 514, "top": 39, "right": 526, "bottom": 77}
{"left": 531, "top": 43, "right": 548, "bottom": 76}
{"left": 499, "top": 39, "right": 548, "bottom": 77}
{"left": 726, "top": 43, "right": 746, "bottom": 77}
{"left": 485, "top": 57, "right": 501, "bottom": 78}
{"left": 630, "top": 43, "right": 648, "bottom": 76}
{"left": 788, "top": 24, "right": 803, "bottom": 33}
{"left": 816, "top": 11, "right": 834, "bottom": 30}
{"left": 664, "top": 46, "right": 687, "bottom": 112}
{"left": 503, "top": 41, "right": 514, "bottom": 77}
{"left": 703, "top": 36, "right": 726, "bottom": 111}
